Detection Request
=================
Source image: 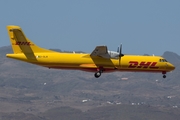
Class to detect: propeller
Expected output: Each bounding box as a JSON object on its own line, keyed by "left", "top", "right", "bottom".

{"left": 117, "top": 44, "right": 124, "bottom": 66}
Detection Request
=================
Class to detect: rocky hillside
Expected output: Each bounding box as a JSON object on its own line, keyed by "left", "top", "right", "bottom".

{"left": 0, "top": 46, "right": 180, "bottom": 120}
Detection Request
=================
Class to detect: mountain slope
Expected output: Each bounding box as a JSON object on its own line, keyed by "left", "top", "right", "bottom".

{"left": 0, "top": 46, "right": 180, "bottom": 119}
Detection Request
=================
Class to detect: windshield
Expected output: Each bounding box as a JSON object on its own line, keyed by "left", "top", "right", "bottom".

{"left": 159, "top": 59, "right": 168, "bottom": 62}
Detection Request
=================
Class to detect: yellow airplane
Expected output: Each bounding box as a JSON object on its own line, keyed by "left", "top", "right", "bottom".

{"left": 6, "top": 25, "right": 175, "bottom": 78}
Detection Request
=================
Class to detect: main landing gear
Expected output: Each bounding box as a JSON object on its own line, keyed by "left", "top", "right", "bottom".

{"left": 94, "top": 71, "right": 101, "bottom": 78}
{"left": 94, "top": 68, "right": 104, "bottom": 78}
{"left": 162, "top": 71, "right": 166, "bottom": 78}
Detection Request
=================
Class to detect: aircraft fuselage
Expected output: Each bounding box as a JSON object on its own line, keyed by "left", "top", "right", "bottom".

{"left": 6, "top": 52, "right": 174, "bottom": 73}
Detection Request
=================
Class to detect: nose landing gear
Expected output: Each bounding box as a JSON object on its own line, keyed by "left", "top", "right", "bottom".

{"left": 162, "top": 71, "right": 166, "bottom": 78}
{"left": 163, "top": 74, "right": 166, "bottom": 78}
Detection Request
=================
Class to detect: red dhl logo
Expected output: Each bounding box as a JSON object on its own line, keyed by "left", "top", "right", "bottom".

{"left": 15, "top": 41, "right": 31, "bottom": 45}
{"left": 128, "top": 61, "right": 159, "bottom": 69}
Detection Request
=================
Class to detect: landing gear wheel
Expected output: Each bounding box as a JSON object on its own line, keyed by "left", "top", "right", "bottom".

{"left": 163, "top": 75, "right": 166, "bottom": 78}
{"left": 162, "top": 71, "right": 166, "bottom": 79}
{"left": 94, "top": 71, "right": 101, "bottom": 78}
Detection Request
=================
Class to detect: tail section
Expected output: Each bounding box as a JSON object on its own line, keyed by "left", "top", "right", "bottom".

{"left": 7, "top": 25, "right": 54, "bottom": 54}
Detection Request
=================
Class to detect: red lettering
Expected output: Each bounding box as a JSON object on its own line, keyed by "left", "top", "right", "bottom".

{"left": 128, "top": 61, "right": 138, "bottom": 68}
{"left": 21, "top": 42, "right": 26, "bottom": 45}
{"left": 149, "top": 62, "right": 159, "bottom": 69}
{"left": 15, "top": 41, "right": 30, "bottom": 45}
{"left": 137, "top": 62, "right": 151, "bottom": 68}
{"left": 15, "top": 41, "right": 21, "bottom": 45}
{"left": 128, "top": 61, "right": 159, "bottom": 69}
{"left": 27, "top": 42, "right": 30, "bottom": 45}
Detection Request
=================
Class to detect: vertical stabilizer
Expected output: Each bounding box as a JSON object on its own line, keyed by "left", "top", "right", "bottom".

{"left": 7, "top": 25, "right": 54, "bottom": 54}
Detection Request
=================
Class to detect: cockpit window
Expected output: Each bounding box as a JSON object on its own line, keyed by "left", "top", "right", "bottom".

{"left": 159, "top": 59, "right": 168, "bottom": 62}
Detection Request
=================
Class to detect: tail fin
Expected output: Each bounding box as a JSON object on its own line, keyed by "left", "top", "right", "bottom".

{"left": 7, "top": 25, "right": 54, "bottom": 54}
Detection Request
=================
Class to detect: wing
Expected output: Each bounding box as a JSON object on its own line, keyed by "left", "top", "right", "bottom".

{"left": 90, "top": 46, "right": 110, "bottom": 59}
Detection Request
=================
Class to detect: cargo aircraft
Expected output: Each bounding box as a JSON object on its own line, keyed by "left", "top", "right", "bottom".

{"left": 6, "top": 25, "right": 175, "bottom": 78}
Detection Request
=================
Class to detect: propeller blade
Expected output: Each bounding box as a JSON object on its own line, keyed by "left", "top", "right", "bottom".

{"left": 119, "top": 44, "right": 122, "bottom": 57}
{"left": 117, "top": 47, "right": 119, "bottom": 53}
{"left": 119, "top": 44, "right": 124, "bottom": 57}
{"left": 118, "top": 44, "right": 124, "bottom": 66}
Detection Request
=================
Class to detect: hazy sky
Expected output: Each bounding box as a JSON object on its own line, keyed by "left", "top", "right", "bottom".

{"left": 0, "top": 0, "right": 180, "bottom": 55}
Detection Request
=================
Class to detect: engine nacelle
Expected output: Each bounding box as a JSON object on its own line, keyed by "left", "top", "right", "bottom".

{"left": 108, "top": 51, "right": 119, "bottom": 59}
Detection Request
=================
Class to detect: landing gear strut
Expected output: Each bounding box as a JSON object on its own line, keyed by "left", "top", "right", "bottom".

{"left": 162, "top": 71, "right": 166, "bottom": 78}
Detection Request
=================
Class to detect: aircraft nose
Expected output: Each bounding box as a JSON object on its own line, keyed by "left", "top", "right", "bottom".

{"left": 167, "top": 63, "right": 175, "bottom": 71}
